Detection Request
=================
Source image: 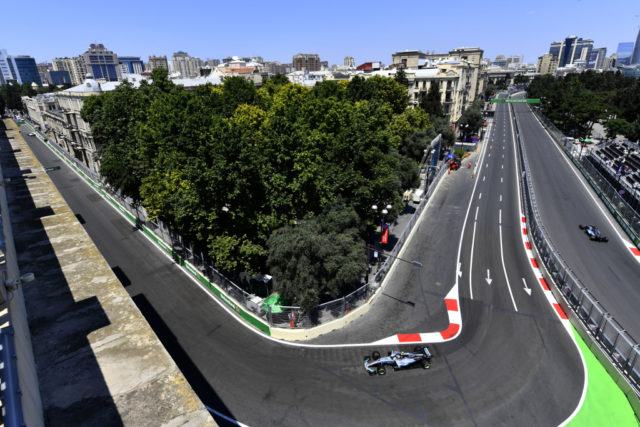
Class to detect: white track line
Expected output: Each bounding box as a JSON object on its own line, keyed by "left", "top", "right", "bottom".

{"left": 469, "top": 215, "right": 478, "bottom": 300}
{"left": 498, "top": 225, "right": 518, "bottom": 311}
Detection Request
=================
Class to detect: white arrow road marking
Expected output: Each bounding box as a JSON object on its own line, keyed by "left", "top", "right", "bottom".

{"left": 522, "top": 277, "right": 532, "bottom": 296}
{"left": 469, "top": 207, "right": 479, "bottom": 300}
{"left": 486, "top": 269, "right": 492, "bottom": 285}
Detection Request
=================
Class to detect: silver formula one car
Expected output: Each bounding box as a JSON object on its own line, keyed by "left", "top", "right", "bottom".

{"left": 579, "top": 224, "right": 608, "bottom": 242}
{"left": 364, "top": 347, "right": 432, "bottom": 375}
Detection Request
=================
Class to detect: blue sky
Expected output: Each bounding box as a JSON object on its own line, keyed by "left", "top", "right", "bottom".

{"left": 4, "top": 0, "right": 639, "bottom": 66}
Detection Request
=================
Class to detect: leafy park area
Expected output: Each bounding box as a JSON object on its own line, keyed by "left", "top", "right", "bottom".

{"left": 80, "top": 68, "right": 453, "bottom": 310}
{"left": 527, "top": 70, "right": 640, "bottom": 141}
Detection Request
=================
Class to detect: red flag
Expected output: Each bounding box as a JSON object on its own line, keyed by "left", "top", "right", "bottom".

{"left": 381, "top": 227, "right": 389, "bottom": 244}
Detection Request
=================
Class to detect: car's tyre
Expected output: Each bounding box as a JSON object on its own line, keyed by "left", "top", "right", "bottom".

{"left": 579, "top": 225, "right": 585, "bottom": 230}
{"left": 377, "top": 366, "right": 386, "bottom": 375}
{"left": 423, "top": 362, "right": 431, "bottom": 369}
{"left": 372, "top": 351, "right": 380, "bottom": 361}
{"left": 368, "top": 370, "right": 376, "bottom": 376}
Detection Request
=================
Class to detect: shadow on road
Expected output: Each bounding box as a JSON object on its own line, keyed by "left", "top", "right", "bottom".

{"left": 131, "top": 293, "right": 236, "bottom": 424}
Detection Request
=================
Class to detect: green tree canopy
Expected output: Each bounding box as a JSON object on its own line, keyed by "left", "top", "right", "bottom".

{"left": 81, "top": 72, "right": 437, "bottom": 304}
{"left": 458, "top": 101, "right": 484, "bottom": 135}
{"left": 420, "top": 81, "right": 444, "bottom": 118}
{"left": 266, "top": 201, "right": 366, "bottom": 311}
{"left": 394, "top": 67, "right": 409, "bottom": 87}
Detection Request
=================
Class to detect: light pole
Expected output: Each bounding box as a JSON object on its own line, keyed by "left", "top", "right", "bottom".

{"left": 371, "top": 203, "right": 392, "bottom": 271}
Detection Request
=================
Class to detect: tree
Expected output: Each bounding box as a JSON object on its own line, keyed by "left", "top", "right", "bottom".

{"left": 395, "top": 67, "right": 409, "bottom": 87}
{"left": 0, "top": 82, "right": 24, "bottom": 111}
{"left": 457, "top": 101, "right": 484, "bottom": 139}
{"left": 514, "top": 75, "right": 530, "bottom": 84}
{"left": 431, "top": 116, "right": 456, "bottom": 149}
{"left": 221, "top": 76, "right": 257, "bottom": 116}
{"left": 267, "top": 201, "right": 365, "bottom": 311}
{"left": 420, "top": 81, "right": 444, "bottom": 118}
{"left": 266, "top": 73, "right": 290, "bottom": 86}
{"left": 81, "top": 81, "right": 149, "bottom": 201}
{"left": 605, "top": 118, "right": 632, "bottom": 140}
{"left": 367, "top": 75, "right": 408, "bottom": 114}
{"left": 81, "top": 68, "right": 430, "bottom": 303}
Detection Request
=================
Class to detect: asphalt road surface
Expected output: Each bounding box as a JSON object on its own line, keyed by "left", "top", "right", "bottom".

{"left": 20, "top": 101, "right": 584, "bottom": 426}
{"left": 514, "top": 101, "right": 640, "bottom": 343}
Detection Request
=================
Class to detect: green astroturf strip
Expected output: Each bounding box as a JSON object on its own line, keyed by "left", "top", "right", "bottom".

{"left": 567, "top": 326, "right": 638, "bottom": 426}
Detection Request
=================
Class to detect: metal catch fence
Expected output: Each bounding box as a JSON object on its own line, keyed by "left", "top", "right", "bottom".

{"left": 514, "top": 105, "right": 640, "bottom": 394}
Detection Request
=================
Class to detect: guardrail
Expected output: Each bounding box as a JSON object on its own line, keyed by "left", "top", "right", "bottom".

{"left": 24, "top": 120, "right": 448, "bottom": 331}
{"left": 511, "top": 104, "right": 640, "bottom": 397}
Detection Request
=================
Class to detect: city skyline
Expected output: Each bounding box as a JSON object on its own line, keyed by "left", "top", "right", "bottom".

{"left": 3, "top": 0, "right": 640, "bottom": 67}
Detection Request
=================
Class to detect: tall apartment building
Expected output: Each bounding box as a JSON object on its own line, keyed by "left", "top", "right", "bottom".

{"left": 587, "top": 48, "right": 607, "bottom": 70}
{"left": 7, "top": 55, "right": 42, "bottom": 85}
{"left": 171, "top": 52, "right": 203, "bottom": 78}
{"left": 292, "top": 53, "right": 321, "bottom": 71}
{"left": 549, "top": 36, "right": 594, "bottom": 67}
{"left": 536, "top": 53, "right": 559, "bottom": 74}
{"left": 119, "top": 56, "right": 145, "bottom": 75}
{"left": 631, "top": 28, "right": 640, "bottom": 65}
{"left": 344, "top": 56, "right": 355, "bottom": 68}
{"left": 0, "top": 49, "right": 13, "bottom": 84}
{"left": 81, "top": 43, "right": 121, "bottom": 81}
{"left": 264, "top": 61, "right": 292, "bottom": 75}
{"left": 52, "top": 57, "right": 86, "bottom": 86}
{"left": 616, "top": 42, "right": 634, "bottom": 66}
{"left": 423, "top": 47, "right": 485, "bottom": 102}
{"left": 147, "top": 55, "right": 169, "bottom": 71}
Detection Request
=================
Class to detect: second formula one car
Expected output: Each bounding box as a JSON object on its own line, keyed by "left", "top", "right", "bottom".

{"left": 578, "top": 224, "right": 608, "bottom": 242}
{"left": 364, "top": 347, "right": 432, "bottom": 375}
